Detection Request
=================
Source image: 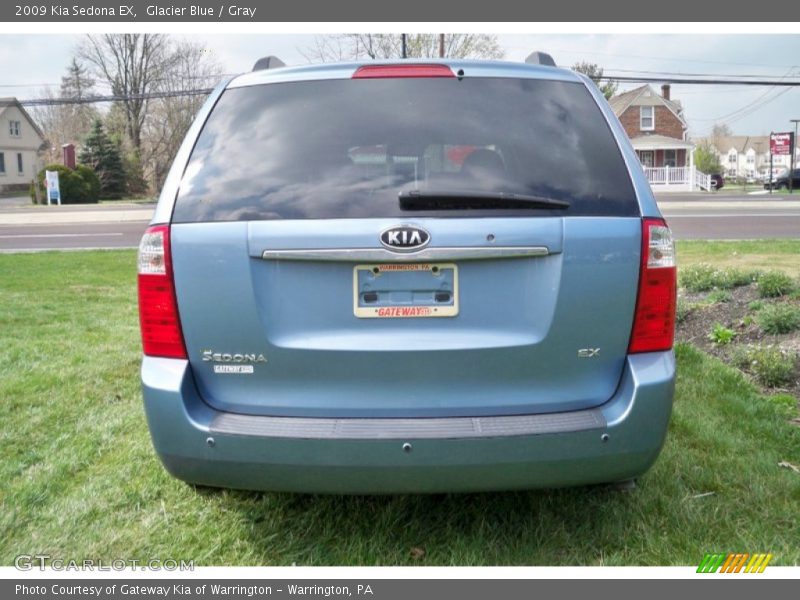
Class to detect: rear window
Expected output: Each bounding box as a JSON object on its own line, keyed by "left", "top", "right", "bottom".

{"left": 172, "top": 77, "right": 638, "bottom": 222}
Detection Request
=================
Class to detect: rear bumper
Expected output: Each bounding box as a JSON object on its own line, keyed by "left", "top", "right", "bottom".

{"left": 141, "top": 352, "right": 675, "bottom": 493}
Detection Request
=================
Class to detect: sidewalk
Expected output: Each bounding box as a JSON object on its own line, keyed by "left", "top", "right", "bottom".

{"left": 0, "top": 203, "right": 154, "bottom": 225}
{"left": 659, "top": 200, "right": 800, "bottom": 210}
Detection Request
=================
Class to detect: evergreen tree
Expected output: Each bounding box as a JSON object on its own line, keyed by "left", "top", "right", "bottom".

{"left": 79, "top": 119, "right": 126, "bottom": 199}
{"left": 572, "top": 62, "right": 618, "bottom": 100}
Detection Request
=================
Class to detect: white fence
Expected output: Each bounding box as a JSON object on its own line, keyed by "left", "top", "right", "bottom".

{"left": 642, "top": 166, "right": 711, "bottom": 192}
{"left": 694, "top": 169, "right": 712, "bottom": 191}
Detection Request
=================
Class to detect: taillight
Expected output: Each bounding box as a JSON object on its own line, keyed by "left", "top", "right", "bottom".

{"left": 628, "top": 218, "right": 677, "bottom": 354}
{"left": 352, "top": 64, "right": 455, "bottom": 79}
{"left": 137, "top": 224, "right": 187, "bottom": 359}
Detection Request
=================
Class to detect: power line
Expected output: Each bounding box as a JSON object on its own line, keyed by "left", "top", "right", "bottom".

{"left": 504, "top": 44, "right": 800, "bottom": 71}
{"left": 679, "top": 67, "right": 798, "bottom": 124}
{"left": 599, "top": 74, "right": 800, "bottom": 86}
{"left": 603, "top": 67, "right": 800, "bottom": 79}
{"left": 11, "top": 74, "right": 800, "bottom": 110}
{"left": 16, "top": 88, "right": 215, "bottom": 106}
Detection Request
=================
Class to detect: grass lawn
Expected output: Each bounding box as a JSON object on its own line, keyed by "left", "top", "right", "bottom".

{"left": 677, "top": 239, "right": 800, "bottom": 279}
{"left": 1, "top": 250, "right": 798, "bottom": 566}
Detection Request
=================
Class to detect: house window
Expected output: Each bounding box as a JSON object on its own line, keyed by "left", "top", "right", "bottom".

{"left": 746, "top": 154, "right": 755, "bottom": 164}
{"left": 640, "top": 106, "right": 654, "bottom": 131}
{"left": 638, "top": 150, "right": 655, "bottom": 167}
{"left": 728, "top": 153, "right": 737, "bottom": 164}
{"left": 9, "top": 120, "right": 21, "bottom": 137}
{"left": 664, "top": 149, "right": 677, "bottom": 168}
{"left": 0, "top": 152, "right": 5, "bottom": 174}
{"left": 17, "top": 153, "right": 23, "bottom": 174}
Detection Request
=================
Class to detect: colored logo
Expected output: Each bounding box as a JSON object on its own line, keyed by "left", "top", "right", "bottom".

{"left": 697, "top": 553, "right": 772, "bottom": 573}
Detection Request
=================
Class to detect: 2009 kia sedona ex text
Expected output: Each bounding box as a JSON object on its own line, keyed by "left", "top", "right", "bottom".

{"left": 138, "top": 54, "right": 677, "bottom": 493}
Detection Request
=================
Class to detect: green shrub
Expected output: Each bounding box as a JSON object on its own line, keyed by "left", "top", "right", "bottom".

{"left": 75, "top": 164, "right": 101, "bottom": 202}
{"left": 732, "top": 345, "right": 796, "bottom": 388}
{"left": 706, "top": 290, "right": 732, "bottom": 304}
{"left": 757, "top": 271, "right": 795, "bottom": 298}
{"left": 708, "top": 323, "right": 736, "bottom": 345}
{"left": 723, "top": 269, "right": 760, "bottom": 287}
{"left": 748, "top": 300, "right": 765, "bottom": 312}
{"left": 757, "top": 303, "right": 800, "bottom": 335}
{"left": 679, "top": 264, "right": 717, "bottom": 292}
{"left": 679, "top": 264, "right": 756, "bottom": 292}
{"left": 30, "top": 164, "right": 101, "bottom": 205}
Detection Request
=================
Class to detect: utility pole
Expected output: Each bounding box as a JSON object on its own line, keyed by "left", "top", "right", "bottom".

{"left": 769, "top": 131, "right": 774, "bottom": 194}
{"left": 401, "top": 34, "right": 407, "bottom": 59}
{"left": 791, "top": 119, "right": 799, "bottom": 194}
{"left": 439, "top": 34, "right": 445, "bottom": 58}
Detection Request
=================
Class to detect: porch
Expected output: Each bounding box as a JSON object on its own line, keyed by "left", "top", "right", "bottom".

{"left": 642, "top": 166, "right": 712, "bottom": 192}
{"left": 630, "top": 135, "right": 711, "bottom": 192}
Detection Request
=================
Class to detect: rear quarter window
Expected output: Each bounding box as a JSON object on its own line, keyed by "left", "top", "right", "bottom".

{"left": 172, "top": 77, "right": 639, "bottom": 222}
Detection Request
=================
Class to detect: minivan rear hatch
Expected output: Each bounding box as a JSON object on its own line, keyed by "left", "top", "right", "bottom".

{"left": 168, "top": 71, "right": 642, "bottom": 418}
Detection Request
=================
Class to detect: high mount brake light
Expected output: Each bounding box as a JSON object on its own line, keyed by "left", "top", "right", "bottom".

{"left": 628, "top": 218, "right": 677, "bottom": 354}
{"left": 137, "top": 224, "right": 187, "bottom": 359}
{"left": 352, "top": 64, "right": 455, "bottom": 79}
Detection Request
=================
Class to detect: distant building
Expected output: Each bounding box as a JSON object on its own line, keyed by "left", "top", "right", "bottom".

{"left": 692, "top": 135, "right": 800, "bottom": 181}
{"left": 610, "top": 83, "right": 694, "bottom": 168}
{"left": 0, "top": 97, "right": 46, "bottom": 193}
{"left": 609, "top": 84, "right": 710, "bottom": 191}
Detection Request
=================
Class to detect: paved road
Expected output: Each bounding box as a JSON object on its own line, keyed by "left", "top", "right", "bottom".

{"left": 658, "top": 193, "right": 800, "bottom": 240}
{"left": 0, "top": 193, "right": 798, "bottom": 251}
{"left": 0, "top": 197, "right": 153, "bottom": 251}
{"left": 0, "top": 221, "right": 148, "bottom": 251}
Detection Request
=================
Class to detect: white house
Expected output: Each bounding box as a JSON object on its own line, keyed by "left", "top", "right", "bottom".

{"left": 693, "top": 135, "right": 799, "bottom": 181}
{"left": 0, "top": 97, "right": 46, "bottom": 193}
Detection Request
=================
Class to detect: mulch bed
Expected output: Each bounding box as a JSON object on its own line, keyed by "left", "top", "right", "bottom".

{"left": 676, "top": 283, "right": 800, "bottom": 404}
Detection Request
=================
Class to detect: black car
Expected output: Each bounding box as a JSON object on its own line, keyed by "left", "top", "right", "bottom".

{"left": 764, "top": 168, "right": 800, "bottom": 190}
{"left": 710, "top": 173, "right": 724, "bottom": 190}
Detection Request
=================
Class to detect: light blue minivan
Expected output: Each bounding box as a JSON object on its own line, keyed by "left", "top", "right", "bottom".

{"left": 137, "top": 53, "right": 677, "bottom": 493}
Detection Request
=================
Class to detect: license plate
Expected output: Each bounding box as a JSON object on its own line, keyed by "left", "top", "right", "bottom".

{"left": 353, "top": 263, "right": 459, "bottom": 318}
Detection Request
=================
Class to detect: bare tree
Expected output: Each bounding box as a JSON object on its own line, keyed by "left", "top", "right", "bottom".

{"left": 303, "top": 34, "right": 504, "bottom": 62}
{"left": 142, "top": 40, "right": 223, "bottom": 190}
{"left": 31, "top": 58, "right": 100, "bottom": 163}
{"left": 78, "top": 34, "right": 174, "bottom": 154}
{"left": 712, "top": 123, "right": 733, "bottom": 138}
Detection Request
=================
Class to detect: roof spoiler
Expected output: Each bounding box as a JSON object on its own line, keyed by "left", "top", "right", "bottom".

{"left": 524, "top": 52, "right": 556, "bottom": 67}
{"left": 252, "top": 56, "right": 286, "bottom": 71}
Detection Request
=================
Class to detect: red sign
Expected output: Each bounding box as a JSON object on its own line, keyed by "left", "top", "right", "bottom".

{"left": 770, "top": 132, "right": 794, "bottom": 156}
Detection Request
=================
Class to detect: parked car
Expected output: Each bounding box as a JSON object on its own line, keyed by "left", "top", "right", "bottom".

{"left": 138, "top": 54, "right": 677, "bottom": 493}
{"left": 764, "top": 168, "right": 800, "bottom": 190}
{"left": 710, "top": 173, "right": 724, "bottom": 190}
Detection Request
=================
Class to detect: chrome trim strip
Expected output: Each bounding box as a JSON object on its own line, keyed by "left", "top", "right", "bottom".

{"left": 210, "top": 409, "right": 605, "bottom": 440}
{"left": 260, "top": 246, "right": 549, "bottom": 262}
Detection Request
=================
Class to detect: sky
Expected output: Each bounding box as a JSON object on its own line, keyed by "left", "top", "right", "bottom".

{"left": 1, "top": 33, "right": 799, "bottom": 138}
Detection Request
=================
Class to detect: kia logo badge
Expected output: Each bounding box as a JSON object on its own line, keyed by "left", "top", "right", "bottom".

{"left": 380, "top": 225, "right": 430, "bottom": 252}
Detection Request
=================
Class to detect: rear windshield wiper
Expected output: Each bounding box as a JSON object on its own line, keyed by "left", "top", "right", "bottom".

{"left": 398, "top": 190, "right": 570, "bottom": 211}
